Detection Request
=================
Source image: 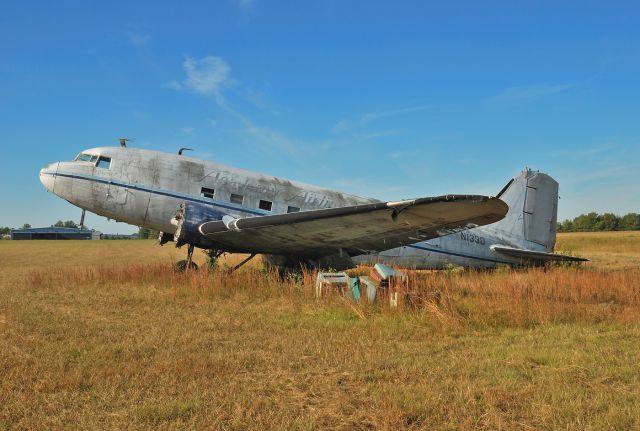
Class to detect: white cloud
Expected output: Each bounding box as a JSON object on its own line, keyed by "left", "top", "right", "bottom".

{"left": 163, "top": 55, "right": 232, "bottom": 97}
{"left": 164, "top": 80, "right": 183, "bottom": 90}
{"left": 550, "top": 142, "right": 616, "bottom": 159}
{"left": 169, "top": 54, "right": 304, "bottom": 158}
{"left": 332, "top": 105, "right": 428, "bottom": 133}
{"left": 243, "top": 87, "right": 279, "bottom": 114}
{"left": 487, "top": 83, "right": 573, "bottom": 105}
{"left": 234, "top": 0, "right": 255, "bottom": 12}
{"left": 182, "top": 56, "right": 231, "bottom": 96}
{"left": 181, "top": 127, "right": 195, "bottom": 134}
{"left": 169, "top": 55, "right": 236, "bottom": 113}
{"left": 129, "top": 33, "right": 150, "bottom": 48}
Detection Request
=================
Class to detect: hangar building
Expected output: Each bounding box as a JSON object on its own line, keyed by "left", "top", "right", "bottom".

{"left": 10, "top": 227, "right": 101, "bottom": 240}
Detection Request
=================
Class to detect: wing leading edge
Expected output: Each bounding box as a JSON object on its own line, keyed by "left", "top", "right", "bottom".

{"left": 199, "top": 195, "right": 508, "bottom": 257}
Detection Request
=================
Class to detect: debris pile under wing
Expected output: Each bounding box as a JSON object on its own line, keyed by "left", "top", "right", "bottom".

{"left": 315, "top": 263, "right": 408, "bottom": 308}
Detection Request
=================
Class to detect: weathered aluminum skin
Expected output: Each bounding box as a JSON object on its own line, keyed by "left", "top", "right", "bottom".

{"left": 353, "top": 169, "right": 560, "bottom": 268}
{"left": 40, "top": 147, "right": 559, "bottom": 269}
{"left": 40, "top": 146, "right": 376, "bottom": 235}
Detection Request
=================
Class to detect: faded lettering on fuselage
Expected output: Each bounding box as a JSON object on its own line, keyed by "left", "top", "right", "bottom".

{"left": 460, "top": 231, "right": 485, "bottom": 245}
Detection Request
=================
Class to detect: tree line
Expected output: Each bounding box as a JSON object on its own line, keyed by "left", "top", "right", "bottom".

{"left": 0, "top": 222, "right": 158, "bottom": 240}
{"left": 557, "top": 212, "right": 640, "bottom": 232}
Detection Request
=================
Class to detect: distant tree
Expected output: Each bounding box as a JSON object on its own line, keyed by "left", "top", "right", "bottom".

{"left": 138, "top": 228, "right": 160, "bottom": 240}
{"left": 597, "top": 213, "right": 620, "bottom": 231}
{"left": 561, "top": 219, "right": 574, "bottom": 232}
{"left": 621, "top": 213, "right": 640, "bottom": 231}
{"left": 138, "top": 228, "right": 150, "bottom": 239}
{"left": 558, "top": 212, "right": 640, "bottom": 232}
{"left": 53, "top": 220, "right": 78, "bottom": 228}
{"left": 0, "top": 226, "right": 10, "bottom": 235}
{"left": 573, "top": 212, "right": 599, "bottom": 231}
{"left": 63, "top": 220, "right": 78, "bottom": 228}
{"left": 22, "top": 223, "right": 31, "bottom": 229}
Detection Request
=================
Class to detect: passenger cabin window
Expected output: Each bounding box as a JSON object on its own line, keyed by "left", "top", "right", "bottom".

{"left": 259, "top": 200, "right": 272, "bottom": 211}
{"left": 230, "top": 194, "right": 243, "bottom": 205}
{"left": 96, "top": 156, "right": 111, "bottom": 169}
{"left": 287, "top": 206, "right": 300, "bottom": 213}
{"left": 201, "top": 187, "right": 215, "bottom": 199}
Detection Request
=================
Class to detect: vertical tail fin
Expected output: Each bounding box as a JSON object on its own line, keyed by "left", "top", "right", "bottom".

{"left": 492, "top": 169, "right": 559, "bottom": 252}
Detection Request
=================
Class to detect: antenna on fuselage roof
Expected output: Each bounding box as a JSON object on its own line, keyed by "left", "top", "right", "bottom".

{"left": 178, "top": 147, "right": 193, "bottom": 155}
{"left": 119, "top": 137, "right": 135, "bottom": 147}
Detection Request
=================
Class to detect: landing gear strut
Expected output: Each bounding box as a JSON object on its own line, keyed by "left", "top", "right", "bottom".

{"left": 205, "top": 249, "right": 224, "bottom": 270}
{"left": 175, "top": 244, "right": 198, "bottom": 271}
{"left": 174, "top": 246, "right": 256, "bottom": 273}
{"left": 79, "top": 209, "right": 86, "bottom": 230}
{"left": 186, "top": 244, "right": 195, "bottom": 268}
{"left": 232, "top": 253, "right": 256, "bottom": 271}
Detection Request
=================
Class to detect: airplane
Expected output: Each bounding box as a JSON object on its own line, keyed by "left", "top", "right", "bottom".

{"left": 39, "top": 140, "right": 586, "bottom": 271}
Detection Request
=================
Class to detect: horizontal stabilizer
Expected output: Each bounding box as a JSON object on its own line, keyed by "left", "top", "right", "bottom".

{"left": 490, "top": 245, "right": 588, "bottom": 262}
{"left": 199, "top": 195, "right": 508, "bottom": 257}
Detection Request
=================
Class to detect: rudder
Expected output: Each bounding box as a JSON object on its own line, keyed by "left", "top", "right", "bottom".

{"left": 492, "top": 169, "right": 559, "bottom": 252}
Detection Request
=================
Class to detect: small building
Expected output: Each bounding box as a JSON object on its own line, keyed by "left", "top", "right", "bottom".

{"left": 10, "top": 227, "right": 101, "bottom": 240}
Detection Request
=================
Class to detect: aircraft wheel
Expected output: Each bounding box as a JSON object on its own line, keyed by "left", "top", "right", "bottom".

{"left": 175, "top": 260, "right": 199, "bottom": 272}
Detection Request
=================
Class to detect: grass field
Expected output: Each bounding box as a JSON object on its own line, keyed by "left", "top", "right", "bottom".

{"left": 556, "top": 230, "right": 640, "bottom": 271}
{"left": 1, "top": 232, "right": 639, "bottom": 430}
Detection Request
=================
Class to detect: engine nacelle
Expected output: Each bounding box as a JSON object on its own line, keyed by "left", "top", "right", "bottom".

{"left": 172, "top": 201, "right": 226, "bottom": 249}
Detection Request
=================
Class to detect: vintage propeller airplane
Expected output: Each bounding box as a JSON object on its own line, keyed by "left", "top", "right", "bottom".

{"left": 39, "top": 140, "right": 585, "bottom": 270}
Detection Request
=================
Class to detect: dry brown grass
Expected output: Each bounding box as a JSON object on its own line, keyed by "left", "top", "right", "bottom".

{"left": 557, "top": 230, "right": 640, "bottom": 254}
{"left": 557, "top": 230, "right": 640, "bottom": 271}
{"left": 1, "top": 235, "right": 640, "bottom": 430}
{"left": 23, "top": 263, "right": 640, "bottom": 328}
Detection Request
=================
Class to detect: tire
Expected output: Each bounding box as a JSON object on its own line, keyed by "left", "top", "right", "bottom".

{"left": 175, "top": 260, "right": 199, "bottom": 272}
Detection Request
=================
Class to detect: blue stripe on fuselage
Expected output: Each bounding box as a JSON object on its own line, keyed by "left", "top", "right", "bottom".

{"left": 41, "top": 170, "right": 268, "bottom": 216}
{"left": 406, "top": 244, "right": 514, "bottom": 265}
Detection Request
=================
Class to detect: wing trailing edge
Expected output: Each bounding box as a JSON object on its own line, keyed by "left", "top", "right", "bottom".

{"left": 490, "top": 245, "right": 588, "bottom": 262}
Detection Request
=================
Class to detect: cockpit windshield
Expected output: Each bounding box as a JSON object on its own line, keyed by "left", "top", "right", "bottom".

{"left": 74, "top": 152, "right": 111, "bottom": 169}
{"left": 75, "top": 153, "right": 98, "bottom": 163}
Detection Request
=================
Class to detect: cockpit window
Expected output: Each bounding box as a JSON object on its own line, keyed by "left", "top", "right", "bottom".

{"left": 76, "top": 153, "right": 93, "bottom": 162}
{"left": 96, "top": 156, "right": 111, "bottom": 169}
{"left": 75, "top": 153, "right": 100, "bottom": 163}
{"left": 75, "top": 153, "right": 111, "bottom": 168}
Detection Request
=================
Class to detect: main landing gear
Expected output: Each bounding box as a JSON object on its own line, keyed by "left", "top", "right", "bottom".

{"left": 175, "top": 244, "right": 198, "bottom": 271}
{"left": 173, "top": 245, "right": 257, "bottom": 273}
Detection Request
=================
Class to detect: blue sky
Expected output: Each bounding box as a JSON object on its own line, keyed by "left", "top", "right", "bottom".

{"left": 1, "top": 0, "right": 639, "bottom": 233}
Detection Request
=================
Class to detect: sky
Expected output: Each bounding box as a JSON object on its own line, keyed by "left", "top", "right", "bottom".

{"left": 1, "top": 0, "right": 639, "bottom": 234}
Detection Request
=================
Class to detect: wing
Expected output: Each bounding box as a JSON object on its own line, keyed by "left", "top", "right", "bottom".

{"left": 491, "top": 245, "right": 588, "bottom": 262}
{"left": 199, "top": 195, "right": 507, "bottom": 257}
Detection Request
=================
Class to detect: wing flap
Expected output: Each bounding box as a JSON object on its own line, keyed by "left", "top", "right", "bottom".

{"left": 491, "top": 245, "right": 588, "bottom": 262}
{"left": 199, "top": 195, "right": 507, "bottom": 257}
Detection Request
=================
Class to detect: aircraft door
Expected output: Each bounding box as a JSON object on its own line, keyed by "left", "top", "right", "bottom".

{"left": 99, "top": 156, "right": 128, "bottom": 206}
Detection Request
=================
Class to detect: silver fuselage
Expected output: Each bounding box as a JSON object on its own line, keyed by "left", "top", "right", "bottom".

{"left": 40, "top": 146, "right": 548, "bottom": 268}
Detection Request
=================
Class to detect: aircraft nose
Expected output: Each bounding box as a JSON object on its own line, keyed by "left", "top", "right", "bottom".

{"left": 39, "top": 163, "right": 58, "bottom": 193}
